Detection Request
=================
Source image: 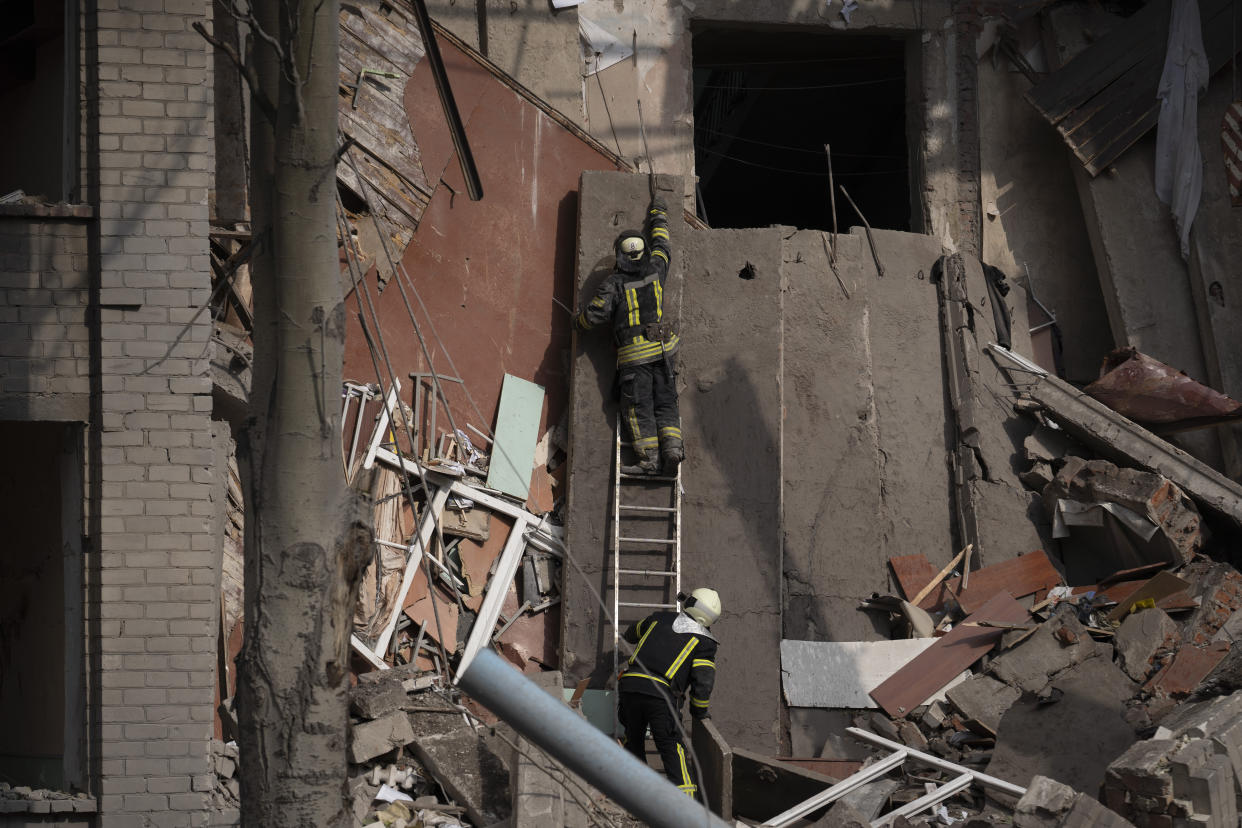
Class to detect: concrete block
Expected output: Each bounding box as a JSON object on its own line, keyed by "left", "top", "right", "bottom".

{"left": 1107, "top": 740, "right": 1177, "bottom": 800}
{"left": 1015, "top": 775, "right": 1079, "bottom": 827}
{"left": 1169, "top": 739, "right": 1214, "bottom": 799}
{"left": 1186, "top": 754, "right": 1235, "bottom": 826}
{"left": 990, "top": 605, "right": 1107, "bottom": 693}
{"left": 348, "top": 710, "right": 415, "bottom": 764}
{"left": 837, "top": 778, "right": 899, "bottom": 821}
{"left": 349, "top": 677, "right": 408, "bottom": 721}
{"left": 1061, "top": 794, "right": 1138, "bottom": 827}
{"left": 410, "top": 727, "right": 510, "bottom": 828}
{"left": 946, "top": 674, "right": 1021, "bottom": 734}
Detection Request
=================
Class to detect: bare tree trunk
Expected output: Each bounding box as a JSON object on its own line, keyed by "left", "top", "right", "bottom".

{"left": 236, "top": 2, "right": 369, "bottom": 825}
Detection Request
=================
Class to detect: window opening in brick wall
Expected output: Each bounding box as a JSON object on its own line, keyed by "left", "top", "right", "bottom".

{"left": 0, "top": 421, "right": 84, "bottom": 791}
{"left": 0, "top": 0, "right": 75, "bottom": 202}
{"left": 692, "top": 26, "right": 911, "bottom": 232}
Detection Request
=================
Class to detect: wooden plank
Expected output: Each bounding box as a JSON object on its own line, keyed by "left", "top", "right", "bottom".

{"left": 870, "top": 591, "right": 1029, "bottom": 718}
{"left": 781, "top": 639, "right": 969, "bottom": 708}
{"left": 1105, "top": 571, "right": 1193, "bottom": 623}
{"left": 486, "top": 374, "right": 546, "bottom": 500}
{"left": 918, "top": 549, "right": 1061, "bottom": 614}
{"left": 1025, "top": 0, "right": 1169, "bottom": 122}
{"left": 890, "top": 553, "right": 938, "bottom": 601}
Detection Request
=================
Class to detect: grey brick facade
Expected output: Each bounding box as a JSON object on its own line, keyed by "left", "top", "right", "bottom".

{"left": 0, "top": 1, "right": 220, "bottom": 826}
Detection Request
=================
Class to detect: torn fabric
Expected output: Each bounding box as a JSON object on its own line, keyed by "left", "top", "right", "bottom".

{"left": 1154, "top": 0, "right": 1209, "bottom": 259}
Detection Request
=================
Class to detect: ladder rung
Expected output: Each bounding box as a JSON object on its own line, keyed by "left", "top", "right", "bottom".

{"left": 617, "top": 568, "right": 677, "bottom": 577}
{"left": 620, "top": 473, "right": 678, "bottom": 482}
{"left": 618, "top": 504, "right": 677, "bottom": 513}
{"left": 618, "top": 536, "right": 676, "bottom": 545}
{"left": 618, "top": 601, "right": 678, "bottom": 609}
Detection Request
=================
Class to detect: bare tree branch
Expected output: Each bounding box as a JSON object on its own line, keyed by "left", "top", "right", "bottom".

{"left": 192, "top": 20, "right": 277, "bottom": 124}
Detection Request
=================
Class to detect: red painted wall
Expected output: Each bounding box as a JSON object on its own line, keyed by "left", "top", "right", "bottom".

{"left": 344, "top": 39, "right": 623, "bottom": 461}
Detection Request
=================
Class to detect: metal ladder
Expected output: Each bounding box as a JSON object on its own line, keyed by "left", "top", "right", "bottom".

{"left": 609, "top": 422, "right": 684, "bottom": 692}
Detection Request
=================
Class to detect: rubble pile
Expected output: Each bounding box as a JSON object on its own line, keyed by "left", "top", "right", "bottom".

{"left": 777, "top": 403, "right": 1242, "bottom": 826}
{"left": 340, "top": 664, "right": 642, "bottom": 828}
{"left": 345, "top": 383, "right": 566, "bottom": 679}
{"left": 209, "top": 739, "right": 240, "bottom": 811}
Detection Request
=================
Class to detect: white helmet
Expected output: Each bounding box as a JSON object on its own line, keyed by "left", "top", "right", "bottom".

{"left": 683, "top": 587, "right": 721, "bottom": 628}
{"left": 616, "top": 233, "right": 645, "bottom": 261}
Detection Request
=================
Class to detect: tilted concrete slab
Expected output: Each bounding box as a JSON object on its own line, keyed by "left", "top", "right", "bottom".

{"left": 561, "top": 170, "right": 781, "bottom": 754}
{"left": 995, "top": 348, "right": 1242, "bottom": 531}
{"left": 780, "top": 227, "right": 1048, "bottom": 642}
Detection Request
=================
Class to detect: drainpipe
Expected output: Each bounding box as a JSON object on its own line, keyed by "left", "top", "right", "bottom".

{"left": 456, "top": 649, "right": 733, "bottom": 828}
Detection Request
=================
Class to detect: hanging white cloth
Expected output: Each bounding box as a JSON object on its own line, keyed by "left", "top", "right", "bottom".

{"left": 1154, "top": 0, "right": 1210, "bottom": 259}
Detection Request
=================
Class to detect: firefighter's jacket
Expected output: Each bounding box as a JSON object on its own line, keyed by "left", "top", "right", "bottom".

{"left": 619, "top": 610, "right": 717, "bottom": 718}
{"left": 575, "top": 202, "right": 679, "bottom": 367}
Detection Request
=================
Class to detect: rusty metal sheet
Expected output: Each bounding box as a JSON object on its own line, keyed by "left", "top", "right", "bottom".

{"left": 870, "top": 591, "right": 1030, "bottom": 718}
{"left": 343, "top": 35, "right": 623, "bottom": 455}
{"left": 1084, "top": 347, "right": 1242, "bottom": 428}
{"left": 1144, "top": 640, "right": 1230, "bottom": 697}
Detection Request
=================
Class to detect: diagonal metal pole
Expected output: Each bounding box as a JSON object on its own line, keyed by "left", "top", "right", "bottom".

{"left": 410, "top": 0, "right": 483, "bottom": 200}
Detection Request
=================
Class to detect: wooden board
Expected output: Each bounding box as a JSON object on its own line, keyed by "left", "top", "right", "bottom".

{"left": 780, "top": 639, "right": 969, "bottom": 708}
{"left": 1025, "top": 0, "right": 1237, "bottom": 175}
{"left": 1105, "top": 571, "right": 1192, "bottom": 623}
{"left": 916, "top": 549, "right": 1061, "bottom": 614}
{"left": 890, "top": 553, "right": 939, "bottom": 601}
{"left": 486, "top": 374, "right": 546, "bottom": 499}
{"left": 869, "top": 591, "right": 1029, "bottom": 718}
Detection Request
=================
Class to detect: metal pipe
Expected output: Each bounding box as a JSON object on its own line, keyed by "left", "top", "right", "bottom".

{"left": 456, "top": 649, "right": 732, "bottom": 828}
{"left": 409, "top": 0, "right": 483, "bottom": 200}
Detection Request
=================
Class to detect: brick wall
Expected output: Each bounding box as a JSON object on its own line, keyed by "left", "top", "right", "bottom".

{"left": 85, "top": 1, "right": 219, "bottom": 826}
{"left": 0, "top": 212, "right": 92, "bottom": 414}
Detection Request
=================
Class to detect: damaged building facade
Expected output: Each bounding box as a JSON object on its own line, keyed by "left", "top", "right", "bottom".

{"left": 1, "top": 0, "right": 1242, "bottom": 825}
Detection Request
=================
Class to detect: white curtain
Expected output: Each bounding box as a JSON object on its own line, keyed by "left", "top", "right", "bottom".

{"left": 1154, "top": 0, "right": 1210, "bottom": 259}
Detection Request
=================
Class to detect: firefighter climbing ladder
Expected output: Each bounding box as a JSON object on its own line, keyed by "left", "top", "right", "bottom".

{"left": 609, "top": 421, "right": 684, "bottom": 689}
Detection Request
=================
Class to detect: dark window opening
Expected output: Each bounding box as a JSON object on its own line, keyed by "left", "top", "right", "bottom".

{"left": 692, "top": 26, "right": 911, "bottom": 232}
{"left": 0, "top": 0, "right": 74, "bottom": 202}
{"left": 0, "top": 421, "right": 83, "bottom": 791}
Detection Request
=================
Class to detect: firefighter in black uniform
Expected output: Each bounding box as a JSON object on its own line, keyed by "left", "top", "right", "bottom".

{"left": 575, "top": 195, "right": 683, "bottom": 475}
{"left": 617, "top": 587, "right": 721, "bottom": 798}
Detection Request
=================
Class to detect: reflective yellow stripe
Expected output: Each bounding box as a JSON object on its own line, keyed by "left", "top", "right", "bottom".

{"left": 659, "top": 426, "right": 682, "bottom": 439}
{"left": 652, "top": 250, "right": 668, "bottom": 263}
{"left": 690, "top": 695, "right": 709, "bottom": 708}
{"left": 651, "top": 228, "right": 669, "bottom": 240}
{"left": 628, "top": 620, "right": 657, "bottom": 666}
{"left": 626, "top": 288, "right": 639, "bottom": 327}
{"left": 665, "top": 637, "right": 698, "bottom": 679}
{"left": 691, "top": 659, "right": 714, "bottom": 669}
{"left": 653, "top": 280, "right": 663, "bottom": 318}
{"left": 619, "top": 671, "right": 670, "bottom": 687}
{"left": 676, "top": 744, "right": 695, "bottom": 795}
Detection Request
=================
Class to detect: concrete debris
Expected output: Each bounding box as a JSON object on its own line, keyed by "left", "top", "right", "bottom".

{"left": 996, "top": 347, "right": 1242, "bottom": 530}
{"left": 946, "top": 674, "right": 1022, "bottom": 735}
{"left": 811, "top": 799, "right": 872, "bottom": 827}
{"left": 988, "top": 605, "right": 1108, "bottom": 694}
{"left": 350, "top": 710, "right": 418, "bottom": 765}
{"left": 1041, "top": 457, "right": 1205, "bottom": 581}
{"left": 1114, "top": 608, "right": 1180, "bottom": 682}
{"left": 1014, "top": 775, "right": 1137, "bottom": 827}
{"left": 1105, "top": 691, "right": 1242, "bottom": 827}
